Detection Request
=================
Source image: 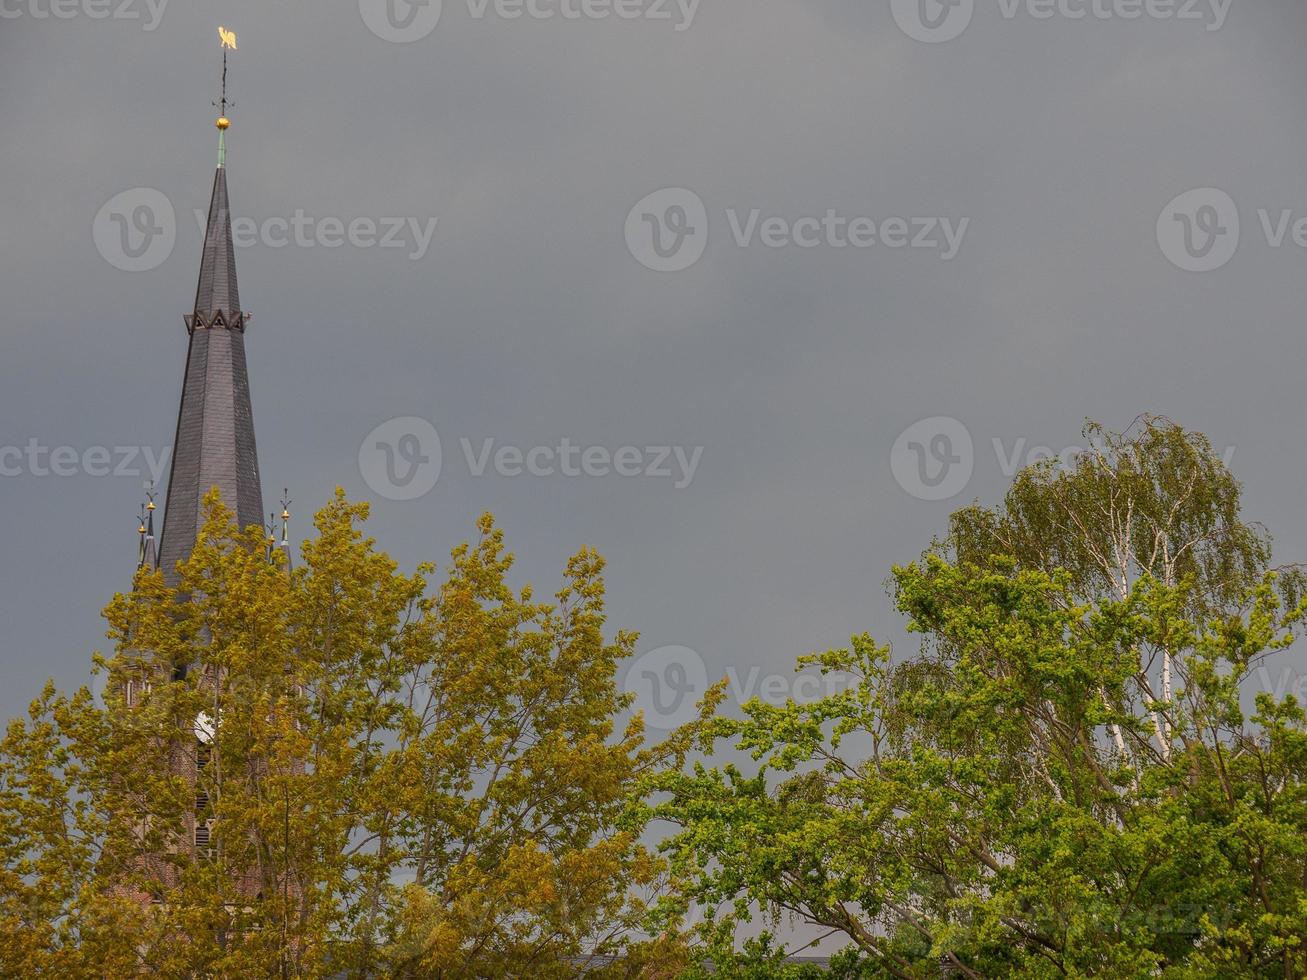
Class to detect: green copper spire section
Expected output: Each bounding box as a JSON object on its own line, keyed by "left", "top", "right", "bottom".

{"left": 217, "top": 128, "right": 226, "bottom": 168}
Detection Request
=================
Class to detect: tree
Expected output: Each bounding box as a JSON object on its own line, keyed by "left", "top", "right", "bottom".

{"left": 0, "top": 491, "right": 689, "bottom": 977}
{"left": 652, "top": 419, "right": 1307, "bottom": 977}
{"left": 948, "top": 415, "right": 1302, "bottom": 767}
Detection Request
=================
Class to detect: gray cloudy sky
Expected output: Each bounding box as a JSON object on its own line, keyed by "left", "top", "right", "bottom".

{"left": 4, "top": 0, "right": 1307, "bottom": 741}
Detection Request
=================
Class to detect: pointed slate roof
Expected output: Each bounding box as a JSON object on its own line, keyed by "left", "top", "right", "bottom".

{"left": 193, "top": 166, "right": 241, "bottom": 320}
{"left": 156, "top": 163, "right": 263, "bottom": 584}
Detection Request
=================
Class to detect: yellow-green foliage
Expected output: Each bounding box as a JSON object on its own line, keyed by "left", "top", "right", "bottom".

{"left": 0, "top": 490, "right": 688, "bottom": 978}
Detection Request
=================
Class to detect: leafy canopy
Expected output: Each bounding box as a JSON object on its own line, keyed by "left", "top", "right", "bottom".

{"left": 653, "top": 418, "right": 1307, "bottom": 978}
{"left": 0, "top": 491, "right": 690, "bottom": 978}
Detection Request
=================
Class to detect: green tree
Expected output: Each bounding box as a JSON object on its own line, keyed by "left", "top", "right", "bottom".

{"left": 948, "top": 415, "right": 1302, "bottom": 769}
{"left": 0, "top": 492, "right": 690, "bottom": 977}
{"left": 652, "top": 419, "right": 1307, "bottom": 977}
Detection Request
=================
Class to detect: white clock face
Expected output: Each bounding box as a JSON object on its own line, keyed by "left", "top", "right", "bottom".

{"left": 195, "top": 711, "right": 216, "bottom": 744}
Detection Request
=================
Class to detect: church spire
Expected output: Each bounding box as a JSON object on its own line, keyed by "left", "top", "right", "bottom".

{"left": 156, "top": 33, "right": 263, "bottom": 583}
{"left": 264, "top": 492, "right": 293, "bottom": 569}
{"left": 279, "top": 489, "right": 293, "bottom": 567}
{"left": 138, "top": 485, "right": 158, "bottom": 572}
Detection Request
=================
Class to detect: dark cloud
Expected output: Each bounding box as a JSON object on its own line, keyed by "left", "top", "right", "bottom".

{"left": 4, "top": 1, "right": 1307, "bottom": 840}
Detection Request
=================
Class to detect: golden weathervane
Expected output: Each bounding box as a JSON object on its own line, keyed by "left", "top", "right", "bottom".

{"left": 214, "top": 27, "right": 238, "bottom": 164}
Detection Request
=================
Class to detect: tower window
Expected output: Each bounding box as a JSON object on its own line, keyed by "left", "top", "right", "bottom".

{"left": 195, "top": 820, "right": 216, "bottom": 858}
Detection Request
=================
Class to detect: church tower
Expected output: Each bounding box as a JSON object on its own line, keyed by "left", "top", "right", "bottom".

{"left": 124, "top": 33, "right": 292, "bottom": 907}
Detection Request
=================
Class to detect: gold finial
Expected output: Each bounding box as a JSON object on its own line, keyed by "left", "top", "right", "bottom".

{"left": 216, "top": 116, "right": 230, "bottom": 130}
{"left": 219, "top": 26, "right": 237, "bottom": 50}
